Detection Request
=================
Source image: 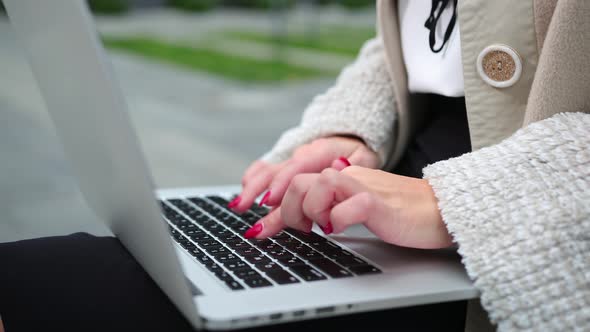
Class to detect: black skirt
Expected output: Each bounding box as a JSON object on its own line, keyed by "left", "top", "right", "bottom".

{"left": 393, "top": 93, "right": 471, "bottom": 178}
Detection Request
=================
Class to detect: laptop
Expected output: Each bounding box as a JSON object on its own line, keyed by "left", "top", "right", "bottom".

{"left": 4, "top": 0, "right": 478, "bottom": 329}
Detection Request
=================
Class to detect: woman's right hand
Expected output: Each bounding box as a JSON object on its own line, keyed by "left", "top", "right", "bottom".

{"left": 229, "top": 136, "right": 380, "bottom": 213}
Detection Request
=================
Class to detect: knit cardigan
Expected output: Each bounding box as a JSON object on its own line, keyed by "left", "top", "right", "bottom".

{"left": 261, "top": 37, "right": 590, "bottom": 331}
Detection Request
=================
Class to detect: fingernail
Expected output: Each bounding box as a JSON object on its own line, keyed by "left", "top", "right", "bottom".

{"left": 319, "top": 222, "right": 333, "bottom": 235}
{"left": 338, "top": 156, "right": 351, "bottom": 168}
{"left": 244, "top": 222, "right": 264, "bottom": 239}
{"left": 259, "top": 190, "right": 271, "bottom": 207}
{"left": 227, "top": 196, "right": 241, "bottom": 209}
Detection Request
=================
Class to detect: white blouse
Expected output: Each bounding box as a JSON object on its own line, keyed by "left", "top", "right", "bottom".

{"left": 398, "top": 0, "right": 465, "bottom": 97}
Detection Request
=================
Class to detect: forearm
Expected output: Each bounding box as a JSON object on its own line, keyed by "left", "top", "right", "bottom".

{"left": 423, "top": 112, "right": 590, "bottom": 331}
{"left": 261, "top": 36, "right": 397, "bottom": 167}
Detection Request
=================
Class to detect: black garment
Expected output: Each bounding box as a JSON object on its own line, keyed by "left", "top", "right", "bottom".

{"left": 393, "top": 93, "right": 471, "bottom": 178}
{"left": 0, "top": 94, "right": 471, "bottom": 332}
{"left": 0, "top": 234, "right": 466, "bottom": 332}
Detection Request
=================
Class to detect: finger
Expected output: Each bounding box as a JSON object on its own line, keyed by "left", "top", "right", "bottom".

{"left": 265, "top": 156, "right": 333, "bottom": 206}
{"left": 347, "top": 145, "right": 380, "bottom": 168}
{"left": 281, "top": 174, "right": 318, "bottom": 233}
{"left": 234, "top": 167, "right": 277, "bottom": 213}
{"left": 331, "top": 146, "right": 379, "bottom": 171}
{"left": 331, "top": 156, "right": 351, "bottom": 171}
{"left": 242, "top": 160, "right": 272, "bottom": 184}
{"left": 244, "top": 207, "right": 287, "bottom": 239}
{"left": 302, "top": 169, "right": 367, "bottom": 229}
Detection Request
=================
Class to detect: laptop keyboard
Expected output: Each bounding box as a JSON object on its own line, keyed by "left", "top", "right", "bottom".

{"left": 159, "top": 196, "right": 381, "bottom": 291}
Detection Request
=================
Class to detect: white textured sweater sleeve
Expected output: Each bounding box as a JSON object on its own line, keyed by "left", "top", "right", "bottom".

{"left": 423, "top": 112, "right": 590, "bottom": 331}
{"left": 260, "top": 37, "right": 396, "bottom": 167}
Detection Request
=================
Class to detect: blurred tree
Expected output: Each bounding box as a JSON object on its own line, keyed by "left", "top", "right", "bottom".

{"left": 302, "top": 0, "right": 320, "bottom": 43}
{"left": 338, "top": 0, "right": 373, "bottom": 9}
{"left": 167, "top": 0, "right": 219, "bottom": 11}
{"left": 222, "top": 0, "right": 294, "bottom": 9}
{"left": 87, "top": 0, "right": 130, "bottom": 14}
{"left": 0, "top": 0, "right": 5, "bottom": 13}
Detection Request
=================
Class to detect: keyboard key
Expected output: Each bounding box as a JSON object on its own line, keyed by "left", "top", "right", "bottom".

{"left": 243, "top": 276, "right": 272, "bottom": 288}
{"left": 215, "top": 271, "right": 234, "bottom": 281}
{"left": 215, "top": 252, "right": 240, "bottom": 263}
{"left": 266, "top": 270, "right": 300, "bottom": 285}
{"left": 255, "top": 262, "right": 283, "bottom": 273}
{"left": 271, "top": 232, "right": 291, "bottom": 240}
{"left": 267, "top": 249, "right": 294, "bottom": 260}
{"left": 233, "top": 268, "right": 261, "bottom": 280}
{"left": 218, "top": 213, "right": 234, "bottom": 222}
{"left": 283, "top": 242, "right": 312, "bottom": 253}
{"left": 234, "top": 246, "right": 259, "bottom": 256}
{"left": 205, "top": 246, "right": 230, "bottom": 257}
{"left": 227, "top": 222, "right": 249, "bottom": 232}
{"left": 249, "top": 239, "right": 273, "bottom": 248}
{"left": 188, "top": 233, "right": 212, "bottom": 242}
{"left": 203, "top": 223, "right": 224, "bottom": 232}
{"left": 187, "top": 197, "right": 210, "bottom": 209}
{"left": 250, "top": 205, "right": 270, "bottom": 217}
{"left": 206, "top": 263, "right": 224, "bottom": 274}
{"left": 205, "top": 195, "right": 229, "bottom": 206}
{"left": 288, "top": 230, "right": 326, "bottom": 244}
{"left": 170, "top": 229, "right": 182, "bottom": 239}
{"left": 224, "top": 278, "right": 244, "bottom": 291}
{"left": 188, "top": 247, "right": 204, "bottom": 257}
{"left": 196, "top": 239, "right": 222, "bottom": 248}
{"left": 259, "top": 242, "right": 280, "bottom": 252}
{"left": 244, "top": 254, "right": 271, "bottom": 265}
{"left": 226, "top": 240, "right": 250, "bottom": 250}
{"left": 323, "top": 249, "right": 354, "bottom": 260}
{"left": 297, "top": 250, "right": 324, "bottom": 260}
{"left": 222, "top": 235, "right": 243, "bottom": 244}
{"left": 180, "top": 241, "right": 196, "bottom": 251}
{"left": 311, "top": 241, "right": 341, "bottom": 253}
{"left": 223, "top": 260, "right": 249, "bottom": 271}
{"left": 334, "top": 255, "right": 367, "bottom": 267}
{"left": 277, "top": 256, "right": 306, "bottom": 267}
{"left": 195, "top": 254, "right": 216, "bottom": 267}
{"left": 184, "top": 223, "right": 199, "bottom": 229}
{"left": 274, "top": 237, "right": 300, "bottom": 247}
{"left": 289, "top": 265, "right": 327, "bottom": 281}
{"left": 209, "top": 228, "right": 232, "bottom": 237}
{"left": 348, "top": 265, "right": 381, "bottom": 275}
{"left": 184, "top": 229, "right": 204, "bottom": 239}
{"left": 172, "top": 234, "right": 191, "bottom": 246}
{"left": 241, "top": 212, "right": 260, "bottom": 225}
{"left": 308, "top": 258, "right": 353, "bottom": 278}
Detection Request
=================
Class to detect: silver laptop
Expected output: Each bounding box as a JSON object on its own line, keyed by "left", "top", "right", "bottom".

{"left": 4, "top": 0, "right": 477, "bottom": 329}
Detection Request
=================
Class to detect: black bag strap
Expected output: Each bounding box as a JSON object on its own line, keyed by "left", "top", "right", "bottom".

{"left": 424, "top": 0, "right": 458, "bottom": 53}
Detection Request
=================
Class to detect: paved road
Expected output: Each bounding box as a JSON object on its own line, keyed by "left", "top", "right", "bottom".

{"left": 0, "top": 13, "right": 344, "bottom": 242}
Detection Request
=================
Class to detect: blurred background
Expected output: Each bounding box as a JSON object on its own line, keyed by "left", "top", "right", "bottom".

{"left": 0, "top": 0, "right": 375, "bottom": 242}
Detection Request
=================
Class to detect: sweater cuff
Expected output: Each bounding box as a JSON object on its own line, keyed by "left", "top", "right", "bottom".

{"left": 423, "top": 113, "right": 590, "bottom": 331}
{"left": 260, "top": 37, "right": 397, "bottom": 167}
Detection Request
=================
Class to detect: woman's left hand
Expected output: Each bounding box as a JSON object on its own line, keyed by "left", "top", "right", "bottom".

{"left": 246, "top": 166, "right": 453, "bottom": 249}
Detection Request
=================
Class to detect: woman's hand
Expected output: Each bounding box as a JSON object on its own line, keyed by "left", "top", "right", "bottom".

{"left": 246, "top": 166, "right": 453, "bottom": 249}
{"left": 229, "top": 136, "right": 379, "bottom": 213}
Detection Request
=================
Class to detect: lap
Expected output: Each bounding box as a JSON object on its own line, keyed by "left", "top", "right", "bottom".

{"left": 0, "top": 233, "right": 466, "bottom": 332}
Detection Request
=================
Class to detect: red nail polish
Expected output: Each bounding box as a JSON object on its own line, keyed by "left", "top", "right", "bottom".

{"left": 338, "top": 157, "right": 351, "bottom": 168}
{"left": 259, "top": 191, "right": 271, "bottom": 207}
{"left": 319, "top": 222, "right": 333, "bottom": 235}
{"left": 227, "top": 196, "right": 241, "bottom": 209}
{"left": 244, "top": 223, "right": 263, "bottom": 239}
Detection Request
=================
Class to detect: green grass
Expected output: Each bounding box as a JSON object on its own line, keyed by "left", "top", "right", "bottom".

{"left": 222, "top": 25, "right": 376, "bottom": 56}
{"left": 102, "top": 36, "right": 333, "bottom": 82}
